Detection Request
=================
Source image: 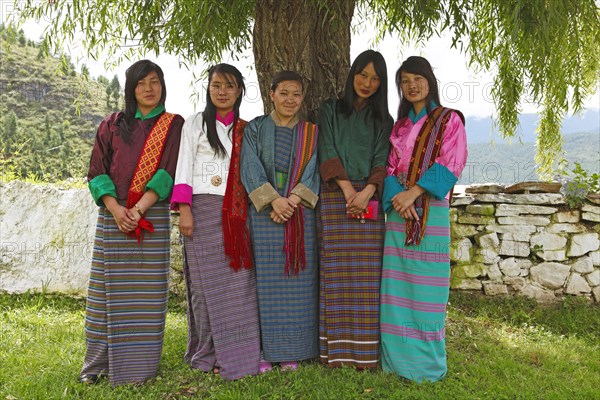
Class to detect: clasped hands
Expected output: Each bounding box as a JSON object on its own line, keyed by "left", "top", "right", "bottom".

{"left": 102, "top": 193, "right": 158, "bottom": 234}
{"left": 344, "top": 188, "right": 372, "bottom": 218}
{"left": 111, "top": 205, "right": 142, "bottom": 233}
{"left": 391, "top": 188, "right": 422, "bottom": 221}
{"left": 270, "top": 194, "right": 301, "bottom": 224}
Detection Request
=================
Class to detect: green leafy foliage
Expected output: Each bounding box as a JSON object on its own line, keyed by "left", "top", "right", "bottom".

{"left": 10, "top": 0, "right": 600, "bottom": 178}
{"left": 16, "top": 0, "right": 255, "bottom": 69}
{"left": 363, "top": 0, "right": 600, "bottom": 179}
{"left": 558, "top": 158, "right": 600, "bottom": 208}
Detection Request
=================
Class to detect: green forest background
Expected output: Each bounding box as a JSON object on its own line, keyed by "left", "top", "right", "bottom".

{"left": 1, "top": 25, "right": 598, "bottom": 185}
{"left": 0, "top": 25, "right": 119, "bottom": 182}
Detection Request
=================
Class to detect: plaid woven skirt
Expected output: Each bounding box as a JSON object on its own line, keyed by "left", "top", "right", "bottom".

{"left": 247, "top": 204, "right": 319, "bottom": 362}
{"left": 182, "top": 194, "right": 260, "bottom": 380}
{"left": 381, "top": 198, "right": 451, "bottom": 382}
{"left": 81, "top": 203, "right": 170, "bottom": 386}
{"left": 317, "top": 182, "right": 385, "bottom": 369}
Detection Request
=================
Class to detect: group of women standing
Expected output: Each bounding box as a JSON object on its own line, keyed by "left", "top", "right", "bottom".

{"left": 79, "top": 50, "right": 467, "bottom": 387}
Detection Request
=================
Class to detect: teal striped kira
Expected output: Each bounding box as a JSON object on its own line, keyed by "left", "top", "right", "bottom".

{"left": 380, "top": 198, "right": 451, "bottom": 383}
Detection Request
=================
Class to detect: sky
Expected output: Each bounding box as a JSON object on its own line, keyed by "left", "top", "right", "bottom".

{"left": 4, "top": 3, "right": 599, "bottom": 122}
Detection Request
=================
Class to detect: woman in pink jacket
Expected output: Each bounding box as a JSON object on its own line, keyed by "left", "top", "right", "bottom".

{"left": 380, "top": 56, "right": 468, "bottom": 383}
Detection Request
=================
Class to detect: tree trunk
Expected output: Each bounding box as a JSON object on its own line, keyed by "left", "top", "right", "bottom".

{"left": 253, "top": 0, "right": 355, "bottom": 122}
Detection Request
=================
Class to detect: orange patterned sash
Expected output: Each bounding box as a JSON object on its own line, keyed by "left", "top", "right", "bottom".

{"left": 284, "top": 121, "right": 318, "bottom": 276}
{"left": 126, "top": 112, "right": 175, "bottom": 243}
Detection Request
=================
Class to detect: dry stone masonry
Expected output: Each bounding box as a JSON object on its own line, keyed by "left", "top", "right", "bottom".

{"left": 1, "top": 181, "right": 599, "bottom": 302}
{"left": 451, "top": 183, "right": 600, "bottom": 302}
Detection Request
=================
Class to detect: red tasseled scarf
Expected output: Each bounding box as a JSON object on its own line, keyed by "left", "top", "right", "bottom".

{"left": 222, "top": 119, "right": 253, "bottom": 270}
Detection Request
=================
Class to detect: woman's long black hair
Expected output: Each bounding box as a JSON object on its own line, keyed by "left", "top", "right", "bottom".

{"left": 120, "top": 60, "right": 167, "bottom": 143}
{"left": 396, "top": 56, "right": 441, "bottom": 120}
{"left": 203, "top": 63, "right": 245, "bottom": 158}
{"left": 338, "top": 49, "right": 389, "bottom": 126}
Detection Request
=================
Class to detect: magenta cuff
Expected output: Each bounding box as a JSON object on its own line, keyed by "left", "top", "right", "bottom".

{"left": 170, "top": 183, "right": 193, "bottom": 210}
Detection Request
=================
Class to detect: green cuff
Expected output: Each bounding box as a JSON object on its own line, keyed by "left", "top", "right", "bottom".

{"left": 88, "top": 174, "right": 117, "bottom": 206}
{"left": 145, "top": 168, "right": 174, "bottom": 201}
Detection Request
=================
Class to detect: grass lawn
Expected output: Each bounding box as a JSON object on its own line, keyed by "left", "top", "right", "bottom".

{"left": 1, "top": 291, "right": 598, "bottom": 399}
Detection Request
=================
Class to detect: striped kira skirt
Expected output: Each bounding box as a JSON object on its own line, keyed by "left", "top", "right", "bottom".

{"left": 182, "top": 194, "right": 260, "bottom": 380}
{"left": 380, "top": 198, "right": 451, "bottom": 382}
{"left": 81, "top": 202, "right": 170, "bottom": 386}
{"left": 247, "top": 201, "right": 319, "bottom": 362}
{"left": 317, "top": 181, "right": 385, "bottom": 369}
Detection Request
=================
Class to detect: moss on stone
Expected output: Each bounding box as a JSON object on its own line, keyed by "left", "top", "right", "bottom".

{"left": 466, "top": 204, "right": 496, "bottom": 216}
{"left": 453, "top": 263, "right": 486, "bottom": 278}
{"left": 458, "top": 214, "right": 496, "bottom": 225}
{"left": 451, "top": 223, "right": 478, "bottom": 238}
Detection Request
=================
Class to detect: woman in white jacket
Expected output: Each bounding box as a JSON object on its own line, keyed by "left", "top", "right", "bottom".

{"left": 171, "top": 64, "right": 260, "bottom": 380}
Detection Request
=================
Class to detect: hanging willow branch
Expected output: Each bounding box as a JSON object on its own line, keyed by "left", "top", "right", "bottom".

{"left": 365, "top": 0, "right": 600, "bottom": 178}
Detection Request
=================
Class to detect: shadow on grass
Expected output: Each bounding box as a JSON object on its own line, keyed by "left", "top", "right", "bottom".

{"left": 443, "top": 292, "right": 600, "bottom": 399}
{"left": 449, "top": 291, "right": 600, "bottom": 341}
{"left": 1, "top": 290, "right": 599, "bottom": 399}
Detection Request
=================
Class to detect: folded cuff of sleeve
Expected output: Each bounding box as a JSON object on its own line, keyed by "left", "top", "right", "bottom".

{"left": 249, "top": 182, "right": 280, "bottom": 212}
{"left": 170, "top": 183, "right": 192, "bottom": 210}
{"left": 382, "top": 175, "right": 405, "bottom": 214}
{"left": 88, "top": 174, "right": 117, "bottom": 207}
{"left": 291, "top": 183, "right": 319, "bottom": 209}
{"left": 319, "top": 157, "right": 348, "bottom": 190}
{"left": 367, "top": 166, "right": 387, "bottom": 199}
{"left": 416, "top": 162, "right": 458, "bottom": 200}
{"left": 146, "top": 169, "right": 174, "bottom": 201}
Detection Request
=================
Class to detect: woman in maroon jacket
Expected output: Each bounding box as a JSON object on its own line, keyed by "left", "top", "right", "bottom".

{"left": 80, "top": 60, "right": 183, "bottom": 386}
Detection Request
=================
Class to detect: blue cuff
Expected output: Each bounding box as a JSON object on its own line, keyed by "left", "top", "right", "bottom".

{"left": 145, "top": 169, "right": 174, "bottom": 201}
{"left": 88, "top": 174, "right": 117, "bottom": 206}
{"left": 416, "top": 162, "right": 458, "bottom": 200}
{"left": 382, "top": 175, "right": 405, "bottom": 214}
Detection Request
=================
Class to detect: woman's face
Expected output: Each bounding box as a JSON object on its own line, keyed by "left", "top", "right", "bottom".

{"left": 353, "top": 62, "right": 381, "bottom": 103}
{"left": 134, "top": 70, "right": 162, "bottom": 115}
{"left": 209, "top": 72, "right": 242, "bottom": 115}
{"left": 269, "top": 80, "right": 303, "bottom": 119}
{"left": 400, "top": 71, "right": 430, "bottom": 109}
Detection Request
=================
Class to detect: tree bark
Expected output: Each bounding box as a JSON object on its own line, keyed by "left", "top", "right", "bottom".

{"left": 253, "top": 0, "right": 355, "bottom": 122}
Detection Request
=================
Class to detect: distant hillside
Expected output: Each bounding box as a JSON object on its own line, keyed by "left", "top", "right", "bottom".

{"left": 0, "top": 25, "right": 121, "bottom": 181}
{"left": 459, "top": 130, "right": 600, "bottom": 184}
{"left": 465, "top": 110, "right": 599, "bottom": 144}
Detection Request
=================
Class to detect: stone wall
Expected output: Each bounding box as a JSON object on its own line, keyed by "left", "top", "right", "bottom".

{"left": 0, "top": 180, "right": 97, "bottom": 294}
{"left": 1, "top": 181, "right": 599, "bottom": 302}
{"left": 0, "top": 180, "right": 186, "bottom": 296}
{"left": 450, "top": 185, "right": 600, "bottom": 302}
